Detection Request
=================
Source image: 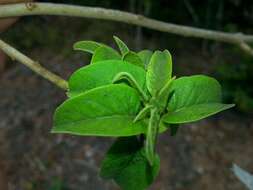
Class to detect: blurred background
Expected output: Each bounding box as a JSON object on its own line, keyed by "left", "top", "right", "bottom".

{"left": 0, "top": 0, "right": 253, "bottom": 189}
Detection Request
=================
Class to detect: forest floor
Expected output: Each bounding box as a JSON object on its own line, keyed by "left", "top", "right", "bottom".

{"left": 0, "top": 17, "right": 253, "bottom": 190}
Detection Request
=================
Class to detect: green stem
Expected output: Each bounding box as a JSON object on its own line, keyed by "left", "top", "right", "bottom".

{"left": 145, "top": 108, "right": 160, "bottom": 165}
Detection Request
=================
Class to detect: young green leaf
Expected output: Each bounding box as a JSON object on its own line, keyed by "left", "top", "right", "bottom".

{"left": 100, "top": 137, "right": 160, "bottom": 190}
{"left": 162, "top": 75, "right": 235, "bottom": 124}
{"left": 68, "top": 60, "right": 146, "bottom": 97}
{"left": 112, "top": 72, "right": 149, "bottom": 102}
{"left": 138, "top": 50, "right": 153, "bottom": 69}
{"left": 146, "top": 50, "right": 172, "bottom": 96}
{"left": 73, "top": 41, "right": 101, "bottom": 54}
{"left": 91, "top": 46, "right": 121, "bottom": 64}
{"left": 123, "top": 51, "right": 144, "bottom": 68}
{"left": 134, "top": 104, "right": 153, "bottom": 123}
{"left": 53, "top": 84, "right": 146, "bottom": 137}
{"left": 113, "top": 36, "right": 129, "bottom": 55}
{"left": 157, "top": 76, "right": 176, "bottom": 109}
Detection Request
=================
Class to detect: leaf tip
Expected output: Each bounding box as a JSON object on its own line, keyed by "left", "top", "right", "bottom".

{"left": 113, "top": 35, "right": 119, "bottom": 41}
{"left": 113, "top": 36, "right": 129, "bottom": 55}
{"left": 73, "top": 41, "right": 80, "bottom": 50}
{"left": 50, "top": 127, "right": 57, "bottom": 134}
{"left": 224, "top": 103, "right": 236, "bottom": 110}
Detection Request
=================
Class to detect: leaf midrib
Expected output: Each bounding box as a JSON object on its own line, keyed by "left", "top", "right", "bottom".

{"left": 168, "top": 102, "right": 222, "bottom": 113}
{"left": 56, "top": 114, "right": 137, "bottom": 127}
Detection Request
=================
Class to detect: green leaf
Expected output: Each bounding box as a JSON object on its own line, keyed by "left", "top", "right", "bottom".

{"left": 73, "top": 41, "right": 101, "bottom": 54}
{"left": 162, "top": 75, "right": 235, "bottom": 124}
{"left": 163, "top": 103, "right": 234, "bottom": 124}
{"left": 52, "top": 84, "right": 146, "bottom": 137}
{"left": 68, "top": 60, "right": 146, "bottom": 98}
{"left": 100, "top": 137, "right": 142, "bottom": 179}
{"left": 167, "top": 75, "right": 222, "bottom": 109}
{"left": 113, "top": 36, "right": 129, "bottom": 55}
{"left": 91, "top": 46, "right": 121, "bottom": 63}
{"left": 146, "top": 50, "right": 172, "bottom": 96}
{"left": 138, "top": 50, "right": 153, "bottom": 69}
{"left": 123, "top": 51, "right": 144, "bottom": 68}
{"left": 100, "top": 137, "right": 160, "bottom": 190}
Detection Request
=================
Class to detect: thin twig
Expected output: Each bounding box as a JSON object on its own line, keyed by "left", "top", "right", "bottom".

{"left": 238, "top": 42, "right": 253, "bottom": 56}
{"left": 0, "top": 2, "right": 253, "bottom": 90}
{"left": 0, "top": 39, "right": 68, "bottom": 90}
{"left": 0, "top": 3, "right": 253, "bottom": 44}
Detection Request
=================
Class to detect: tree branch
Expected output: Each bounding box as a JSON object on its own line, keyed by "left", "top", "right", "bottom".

{"left": 0, "top": 3, "right": 253, "bottom": 44}
{"left": 0, "top": 39, "right": 68, "bottom": 90}
{"left": 238, "top": 42, "right": 253, "bottom": 56}
{"left": 0, "top": 2, "right": 253, "bottom": 90}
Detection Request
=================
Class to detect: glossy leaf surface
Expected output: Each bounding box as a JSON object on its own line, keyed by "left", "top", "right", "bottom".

{"left": 163, "top": 103, "right": 234, "bottom": 124}
{"left": 113, "top": 36, "right": 129, "bottom": 55}
{"left": 163, "top": 75, "right": 234, "bottom": 124}
{"left": 68, "top": 60, "right": 146, "bottom": 97}
{"left": 73, "top": 40, "right": 101, "bottom": 54}
{"left": 53, "top": 84, "right": 146, "bottom": 136}
{"left": 146, "top": 50, "right": 172, "bottom": 96}
{"left": 138, "top": 50, "right": 153, "bottom": 69}
{"left": 91, "top": 46, "right": 121, "bottom": 63}
{"left": 123, "top": 51, "right": 144, "bottom": 68}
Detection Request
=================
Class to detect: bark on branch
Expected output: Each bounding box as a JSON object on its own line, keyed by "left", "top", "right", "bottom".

{"left": 0, "top": 2, "right": 253, "bottom": 55}
{"left": 0, "top": 2, "right": 253, "bottom": 44}
{"left": 0, "top": 2, "right": 253, "bottom": 90}
{"left": 0, "top": 39, "right": 68, "bottom": 90}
